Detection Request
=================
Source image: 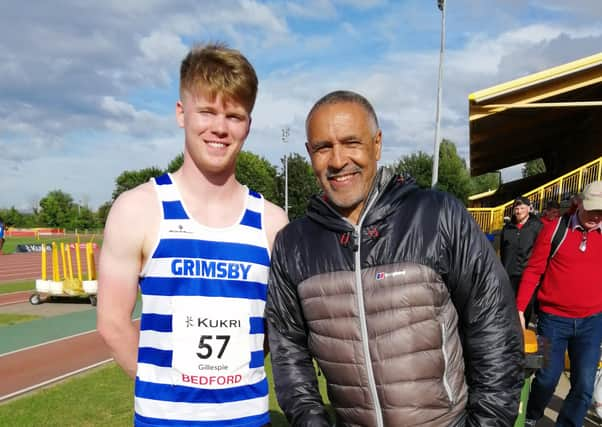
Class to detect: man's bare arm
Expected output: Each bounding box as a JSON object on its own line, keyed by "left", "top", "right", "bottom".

{"left": 262, "top": 200, "right": 289, "bottom": 355}
{"left": 97, "top": 184, "right": 156, "bottom": 379}
{"left": 264, "top": 200, "right": 289, "bottom": 252}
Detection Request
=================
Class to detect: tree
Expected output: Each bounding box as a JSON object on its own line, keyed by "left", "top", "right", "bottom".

{"left": 436, "top": 141, "right": 472, "bottom": 204}
{"left": 236, "top": 151, "right": 279, "bottom": 203}
{"left": 167, "top": 153, "right": 184, "bottom": 172}
{"left": 394, "top": 140, "right": 473, "bottom": 204}
{"left": 395, "top": 151, "right": 433, "bottom": 188}
{"left": 469, "top": 172, "right": 501, "bottom": 195}
{"left": 522, "top": 158, "right": 546, "bottom": 178}
{"left": 38, "top": 190, "right": 75, "bottom": 227}
{"left": 0, "top": 207, "right": 25, "bottom": 227}
{"left": 277, "top": 153, "right": 320, "bottom": 220}
{"left": 112, "top": 167, "right": 164, "bottom": 200}
{"left": 72, "top": 205, "right": 97, "bottom": 231}
{"left": 96, "top": 201, "right": 112, "bottom": 228}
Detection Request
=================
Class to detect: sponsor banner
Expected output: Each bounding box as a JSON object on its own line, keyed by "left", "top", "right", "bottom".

{"left": 14, "top": 242, "right": 97, "bottom": 253}
{"left": 67, "top": 243, "right": 98, "bottom": 250}
{"left": 15, "top": 244, "right": 53, "bottom": 253}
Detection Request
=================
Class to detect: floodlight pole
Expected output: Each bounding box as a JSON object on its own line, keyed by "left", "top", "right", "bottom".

{"left": 431, "top": 0, "right": 446, "bottom": 188}
{"left": 282, "top": 127, "right": 290, "bottom": 216}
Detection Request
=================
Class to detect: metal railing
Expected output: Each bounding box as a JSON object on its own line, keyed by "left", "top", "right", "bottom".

{"left": 468, "top": 157, "right": 602, "bottom": 233}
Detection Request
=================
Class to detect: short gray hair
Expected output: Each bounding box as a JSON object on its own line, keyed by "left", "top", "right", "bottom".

{"left": 305, "top": 90, "right": 379, "bottom": 134}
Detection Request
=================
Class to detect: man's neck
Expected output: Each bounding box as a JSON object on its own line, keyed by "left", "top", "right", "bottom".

{"left": 172, "top": 161, "right": 246, "bottom": 227}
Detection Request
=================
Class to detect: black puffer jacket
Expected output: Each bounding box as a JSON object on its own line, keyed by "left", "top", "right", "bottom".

{"left": 266, "top": 169, "right": 524, "bottom": 427}
{"left": 500, "top": 214, "right": 543, "bottom": 278}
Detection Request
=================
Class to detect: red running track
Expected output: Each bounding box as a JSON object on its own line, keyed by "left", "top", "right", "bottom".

{"left": 0, "top": 331, "right": 113, "bottom": 402}
{"left": 0, "top": 291, "right": 31, "bottom": 306}
{"left": 0, "top": 251, "right": 98, "bottom": 284}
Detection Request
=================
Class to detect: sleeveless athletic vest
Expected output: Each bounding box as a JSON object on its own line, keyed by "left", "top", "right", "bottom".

{"left": 134, "top": 173, "right": 270, "bottom": 427}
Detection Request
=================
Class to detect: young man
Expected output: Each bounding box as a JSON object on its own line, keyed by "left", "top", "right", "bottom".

{"left": 265, "top": 90, "right": 523, "bottom": 426}
{"left": 517, "top": 181, "right": 602, "bottom": 427}
{"left": 97, "top": 43, "right": 288, "bottom": 427}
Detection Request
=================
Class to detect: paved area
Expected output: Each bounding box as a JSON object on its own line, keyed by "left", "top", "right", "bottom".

{"left": 529, "top": 374, "right": 600, "bottom": 426}
{"left": 0, "top": 299, "right": 93, "bottom": 317}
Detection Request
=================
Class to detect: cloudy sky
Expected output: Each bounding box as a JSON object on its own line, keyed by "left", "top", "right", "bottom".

{"left": 1, "top": 0, "right": 601, "bottom": 211}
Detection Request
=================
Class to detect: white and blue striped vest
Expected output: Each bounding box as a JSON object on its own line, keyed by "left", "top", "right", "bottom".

{"left": 134, "top": 173, "right": 270, "bottom": 427}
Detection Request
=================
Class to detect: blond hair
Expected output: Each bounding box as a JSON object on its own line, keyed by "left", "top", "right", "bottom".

{"left": 180, "top": 42, "right": 258, "bottom": 113}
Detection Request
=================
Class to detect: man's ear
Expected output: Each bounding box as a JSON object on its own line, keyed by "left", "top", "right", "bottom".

{"left": 176, "top": 100, "right": 185, "bottom": 128}
{"left": 374, "top": 129, "right": 383, "bottom": 161}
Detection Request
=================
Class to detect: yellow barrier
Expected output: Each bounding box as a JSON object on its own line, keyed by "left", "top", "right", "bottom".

{"left": 34, "top": 241, "right": 98, "bottom": 305}
{"left": 469, "top": 156, "right": 602, "bottom": 232}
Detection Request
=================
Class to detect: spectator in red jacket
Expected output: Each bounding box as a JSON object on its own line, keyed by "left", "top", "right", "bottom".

{"left": 517, "top": 181, "right": 602, "bottom": 427}
{"left": 540, "top": 200, "right": 560, "bottom": 224}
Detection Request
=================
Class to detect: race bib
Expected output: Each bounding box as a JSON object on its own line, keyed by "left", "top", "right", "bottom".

{"left": 172, "top": 298, "right": 251, "bottom": 388}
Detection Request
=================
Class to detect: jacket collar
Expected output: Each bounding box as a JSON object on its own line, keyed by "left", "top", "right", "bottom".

{"left": 306, "top": 167, "right": 418, "bottom": 231}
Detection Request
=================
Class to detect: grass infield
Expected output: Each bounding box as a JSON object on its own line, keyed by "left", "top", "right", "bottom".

{"left": 0, "top": 358, "right": 332, "bottom": 426}
{"left": 0, "top": 313, "right": 40, "bottom": 327}
{"left": 0, "top": 280, "right": 34, "bottom": 295}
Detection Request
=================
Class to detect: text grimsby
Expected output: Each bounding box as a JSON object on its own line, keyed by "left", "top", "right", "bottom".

{"left": 171, "top": 259, "right": 252, "bottom": 280}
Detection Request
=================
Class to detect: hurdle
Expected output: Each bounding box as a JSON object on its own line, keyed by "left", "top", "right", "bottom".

{"left": 31, "top": 241, "right": 98, "bottom": 306}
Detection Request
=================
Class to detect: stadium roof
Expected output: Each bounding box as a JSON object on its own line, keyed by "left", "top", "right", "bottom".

{"left": 468, "top": 52, "right": 602, "bottom": 177}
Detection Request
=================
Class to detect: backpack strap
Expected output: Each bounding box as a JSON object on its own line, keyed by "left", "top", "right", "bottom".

{"left": 548, "top": 214, "right": 570, "bottom": 262}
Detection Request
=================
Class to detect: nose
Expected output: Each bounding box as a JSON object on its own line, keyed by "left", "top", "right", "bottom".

{"left": 328, "top": 143, "right": 347, "bottom": 170}
{"left": 211, "top": 115, "right": 228, "bottom": 137}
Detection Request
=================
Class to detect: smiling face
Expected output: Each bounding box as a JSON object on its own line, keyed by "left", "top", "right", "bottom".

{"left": 578, "top": 204, "right": 602, "bottom": 230}
{"left": 306, "top": 101, "right": 382, "bottom": 224}
{"left": 176, "top": 89, "right": 250, "bottom": 177}
{"left": 513, "top": 203, "right": 530, "bottom": 223}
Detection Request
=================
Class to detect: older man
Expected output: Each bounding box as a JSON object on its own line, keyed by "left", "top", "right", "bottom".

{"left": 266, "top": 90, "right": 523, "bottom": 426}
{"left": 517, "top": 180, "right": 602, "bottom": 426}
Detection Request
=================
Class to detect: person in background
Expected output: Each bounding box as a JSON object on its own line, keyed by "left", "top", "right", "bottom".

{"left": 517, "top": 181, "right": 602, "bottom": 427}
{"left": 0, "top": 218, "right": 5, "bottom": 254}
{"left": 266, "top": 90, "right": 523, "bottom": 426}
{"left": 540, "top": 200, "right": 561, "bottom": 224}
{"left": 97, "top": 43, "right": 288, "bottom": 427}
{"left": 567, "top": 193, "right": 581, "bottom": 216}
{"left": 500, "top": 196, "right": 543, "bottom": 296}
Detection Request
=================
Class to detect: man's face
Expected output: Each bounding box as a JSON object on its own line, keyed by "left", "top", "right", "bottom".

{"left": 544, "top": 207, "right": 560, "bottom": 221}
{"left": 306, "top": 102, "right": 382, "bottom": 224}
{"left": 578, "top": 204, "right": 602, "bottom": 230}
{"left": 513, "top": 203, "right": 529, "bottom": 223}
{"left": 176, "top": 89, "right": 251, "bottom": 177}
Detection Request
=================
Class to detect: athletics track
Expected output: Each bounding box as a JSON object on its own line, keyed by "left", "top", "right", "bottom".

{"left": 0, "top": 254, "right": 599, "bottom": 426}
{"left": 0, "top": 251, "right": 128, "bottom": 402}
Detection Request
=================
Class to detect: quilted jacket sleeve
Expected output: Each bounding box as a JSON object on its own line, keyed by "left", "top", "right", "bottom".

{"left": 441, "top": 196, "right": 524, "bottom": 427}
{"left": 265, "top": 231, "right": 331, "bottom": 427}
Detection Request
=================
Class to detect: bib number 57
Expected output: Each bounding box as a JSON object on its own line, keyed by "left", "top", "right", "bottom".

{"left": 196, "top": 335, "right": 231, "bottom": 359}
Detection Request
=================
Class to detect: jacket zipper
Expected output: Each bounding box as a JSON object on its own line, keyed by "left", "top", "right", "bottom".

{"left": 440, "top": 322, "right": 454, "bottom": 404}
{"left": 353, "top": 194, "right": 384, "bottom": 427}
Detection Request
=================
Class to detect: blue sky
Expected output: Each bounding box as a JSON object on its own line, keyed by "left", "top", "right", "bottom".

{"left": 1, "top": 0, "right": 601, "bottom": 210}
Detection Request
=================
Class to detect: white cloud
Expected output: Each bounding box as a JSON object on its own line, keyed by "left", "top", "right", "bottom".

{"left": 287, "top": 0, "right": 337, "bottom": 19}
{"left": 1, "top": 0, "right": 601, "bottom": 210}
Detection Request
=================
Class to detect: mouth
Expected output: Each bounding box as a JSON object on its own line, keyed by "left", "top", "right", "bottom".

{"left": 205, "top": 140, "right": 229, "bottom": 149}
{"left": 329, "top": 173, "right": 356, "bottom": 183}
{"left": 327, "top": 167, "right": 361, "bottom": 183}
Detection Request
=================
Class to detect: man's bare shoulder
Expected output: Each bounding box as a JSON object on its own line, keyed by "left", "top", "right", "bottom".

{"left": 264, "top": 200, "right": 288, "bottom": 228}
{"left": 263, "top": 200, "right": 289, "bottom": 250}
{"left": 108, "top": 182, "right": 157, "bottom": 223}
{"left": 103, "top": 181, "right": 160, "bottom": 248}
